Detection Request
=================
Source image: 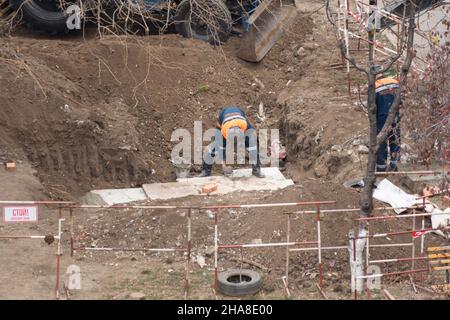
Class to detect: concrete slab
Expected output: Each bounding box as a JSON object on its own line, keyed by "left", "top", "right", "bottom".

{"left": 143, "top": 167, "right": 294, "bottom": 200}
{"left": 400, "top": 173, "right": 445, "bottom": 194}
{"left": 84, "top": 168, "right": 294, "bottom": 204}
{"left": 83, "top": 188, "right": 148, "bottom": 206}
{"left": 142, "top": 183, "right": 199, "bottom": 200}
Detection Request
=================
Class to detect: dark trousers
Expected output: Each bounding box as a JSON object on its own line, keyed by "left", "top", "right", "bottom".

{"left": 203, "top": 129, "right": 261, "bottom": 174}
{"left": 376, "top": 115, "right": 401, "bottom": 171}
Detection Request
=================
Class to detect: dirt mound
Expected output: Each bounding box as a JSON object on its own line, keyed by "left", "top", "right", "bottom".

{"left": 0, "top": 14, "right": 317, "bottom": 199}
{"left": 0, "top": 37, "right": 254, "bottom": 197}
{"left": 0, "top": 9, "right": 374, "bottom": 200}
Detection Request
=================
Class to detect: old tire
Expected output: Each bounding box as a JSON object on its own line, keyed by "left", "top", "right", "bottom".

{"left": 218, "top": 269, "right": 262, "bottom": 297}
{"left": 174, "top": 0, "right": 232, "bottom": 44}
{"left": 10, "top": 0, "right": 76, "bottom": 35}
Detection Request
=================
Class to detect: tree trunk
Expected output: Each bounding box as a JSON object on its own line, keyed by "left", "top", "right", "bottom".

{"left": 360, "top": 0, "right": 377, "bottom": 217}
{"left": 361, "top": 71, "right": 378, "bottom": 216}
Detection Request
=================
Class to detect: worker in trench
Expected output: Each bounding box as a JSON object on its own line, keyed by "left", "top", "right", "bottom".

{"left": 199, "top": 107, "right": 265, "bottom": 178}
{"left": 375, "top": 71, "right": 401, "bottom": 172}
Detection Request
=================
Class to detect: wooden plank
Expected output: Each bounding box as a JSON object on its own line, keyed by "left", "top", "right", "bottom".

{"left": 429, "top": 259, "right": 450, "bottom": 265}
{"left": 428, "top": 253, "right": 450, "bottom": 259}
{"left": 431, "top": 284, "right": 450, "bottom": 292}
{"left": 415, "top": 284, "right": 436, "bottom": 294}
{"left": 431, "top": 265, "right": 450, "bottom": 271}
{"left": 409, "top": 275, "right": 418, "bottom": 293}
{"left": 383, "top": 289, "right": 396, "bottom": 300}
{"left": 316, "top": 284, "right": 328, "bottom": 300}
{"left": 427, "top": 246, "right": 450, "bottom": 252}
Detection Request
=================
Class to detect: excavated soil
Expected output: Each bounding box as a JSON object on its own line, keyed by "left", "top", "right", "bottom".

{"left": 0, "top": 16, "right": 316, "bottom": 199}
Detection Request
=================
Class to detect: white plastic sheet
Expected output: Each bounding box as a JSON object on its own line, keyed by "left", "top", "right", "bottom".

{"left": 373, "top": 179, "right": 449, "bottom": 238}
{"left": 373, "top": 179, "right": 423, "bottom": 214}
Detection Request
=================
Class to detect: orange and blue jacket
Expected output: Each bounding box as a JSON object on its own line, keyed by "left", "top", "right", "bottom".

{"left": 217, "top": 107, "right": 253, "bottom": 139}
{"left": 375, "top": 77, "right": 400, "bottom": 118}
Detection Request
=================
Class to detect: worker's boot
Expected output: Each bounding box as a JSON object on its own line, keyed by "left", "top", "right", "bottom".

{"left": 251, "top": 151, "right": 265, "bottom": 178}
{"left": 252, "top": 166, "right": 265, "bottom": 178}
{"left": 199, "top": 162, "right": 212, "bottom": 177}
{"left": 389, "top": 162, "right": 398, "bottom": 172}
{"left": 198, "top": 170, "right": 211, "bottom": 177}
{"left": 252, "top": 169, "right": 265, "bottom": 178}
{"left": 389, "top": 152, "right": 400, "bottom": 172}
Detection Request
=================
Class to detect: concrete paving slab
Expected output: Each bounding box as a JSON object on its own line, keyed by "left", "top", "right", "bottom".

{"left": 142, "top": 183, "right": 200, "bottom": 200}
{"left": 83, "top": 188, "right": 147, "bottom": 205}
{"left": 84, "top": 168, "right": 294, "bottom": 204}
{"left": 143, "top": 167, "right": 294, "bottom": 200}
{"left": 400, "top": 173, "right": 445, "bottom": 194}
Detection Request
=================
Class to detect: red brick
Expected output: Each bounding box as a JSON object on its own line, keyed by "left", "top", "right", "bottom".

{"left": 5, "top": 162, "right": 16, "bottom": 172}
{"left": 201, "top": 183, "right": 217, "bottom": 194}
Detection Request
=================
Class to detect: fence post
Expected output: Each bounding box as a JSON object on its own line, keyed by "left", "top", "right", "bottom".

{"left": 185, "top": 208, "right": 192, "bottom": 299}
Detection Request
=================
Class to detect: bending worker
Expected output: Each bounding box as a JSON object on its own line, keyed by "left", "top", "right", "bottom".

{"left": 375, "top": 74, "right": 401, "bottom": 172}
{"left": 199, "top": 107, "right": 264, "bottom": 178}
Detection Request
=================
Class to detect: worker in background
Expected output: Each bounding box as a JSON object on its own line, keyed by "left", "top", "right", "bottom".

{"left": 375, "top": 73, "right": 401, "bottom": 172}
{"left": 199, "top": 107, "right": 265, "bottom": 178}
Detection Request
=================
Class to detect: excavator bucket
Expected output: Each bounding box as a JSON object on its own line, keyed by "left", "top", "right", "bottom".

{"left": 238, "top": 0, "right": 298, "bottom": 62}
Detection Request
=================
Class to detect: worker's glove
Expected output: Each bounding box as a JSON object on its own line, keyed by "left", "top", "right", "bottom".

{"left": 223, "top": 166, "right": 233, "bottom": 177}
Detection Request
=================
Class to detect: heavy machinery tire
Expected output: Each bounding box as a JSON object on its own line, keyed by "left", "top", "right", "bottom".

{"left": 217, "top": 269, "right": 262, "bottom": 297}
{"left": 174, "top": 0, "right": 232, "bottom": 44}
{"left": 10, "top": 0, "right": 76, "bottom": 35}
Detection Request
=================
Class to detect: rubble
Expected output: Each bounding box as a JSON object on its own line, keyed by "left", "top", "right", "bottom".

{"left": 129, "top": 292, "right": 146, "bottom": 299}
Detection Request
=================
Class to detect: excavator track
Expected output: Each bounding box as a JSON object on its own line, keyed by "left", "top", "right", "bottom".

{"left": 0, "top": 0, "right": 14, "bottom": 19}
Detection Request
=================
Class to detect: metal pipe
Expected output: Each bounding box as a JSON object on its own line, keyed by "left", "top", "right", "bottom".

{"left": 64, "top": 200, "right": 336, "bottom": 211}
{"left": 353, "top": 237, "right": 357, "bottom": 300}
{"left": 357, "top": 268, "right": 429, "bottom": 279}
{"left": 374, "top": 170, "right": 439, "bottom": 176}
{"left": 351, "top": 228, "right": 442, "bottom": 240}
{"left": 412, "top": 210, "right": 417, "bottom": 271}
{"left": 214, "top": 210, "right": 219, "bottom": 293}
{"left": 343, "top": 0, "right": 351, "bottom": 96}
{"left": 420, "top": 213, "right": 426, "bottom": 284}
{"left": 370, "top": 243, "right": 413, "bottom": 248}
{"left": 73, "top": 247, "right": 185, "bottom": 252}
{"left": 219, "top": 241, "right": 318, "bottom": 249}
{"left": 55, "top": 207, "right": 64, "bottom": 300}
{"left": 66, "top": 204, "right": 182, "bottom": 209}
{"left": 296, "top": 206, "right": 422, "bottom": 215}
{"left": 340, "top": 29, "right": 426, "bottom": 71}
{"left": 317, "top": 206, "right": 323, "bottom": 288}
{"left": 289, "top": 245, "right": 348, "bottom": 252}
{"left": 369, "top": 256, "right": 428, "bottom": 264}
{"left": 365, "top": 223, "right": 370, "bottom": 295}
{"left": 185, "top": 208, "right": 192, "bottom": 300}
{"left": 292, "top": 243, "right": 410, "bottom": 255}
{"left": 203, "top": 200, "right": 336, "bottom": 210}
{"left": 354, "top": 211, "right": 450, "bottom": 221}
{"left": 70, "top": 208, "right": 74, "bottom": 257}
{"left": 0, "top": 235, "right": 47, "bottom": 239}
{"left": 285, "top": 213, "right": 291, "bottom": 287}
{"left": 0, "top": 201, "right": 74, "bottom": 205}
{"left": 421, "top": 215, "right": 425, "bottom": 255}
